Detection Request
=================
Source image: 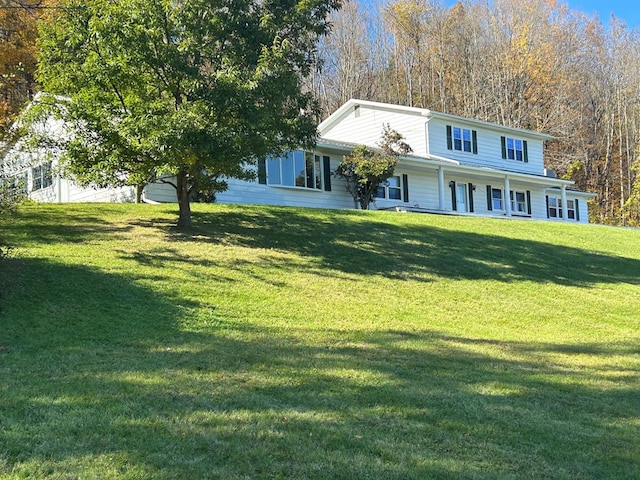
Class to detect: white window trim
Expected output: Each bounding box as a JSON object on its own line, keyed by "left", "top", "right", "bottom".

{"left": 453, "top": 126, "right": 473, "bottom": 153}
{"left": 510, "top": 190, "right": 528, "bottom": 215}
{"left": 548, "top": 196, "right": 576, "bottom": 220}
{"left": 502, "top": 136, "right": 528, "bottom": 163}
{"left": 491, "top": 188, "right": 504, "bottom": 212}
{"left": 32, "top": 162, "right": 53, "bottom": 191}
{"left": 376, "top": 175, "right": 402, "bottom": 201}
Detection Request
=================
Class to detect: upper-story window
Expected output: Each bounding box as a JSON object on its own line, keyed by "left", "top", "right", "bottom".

{"left": 446, "top": 125, "right": 478, "bottom": 154}
{"left": 258, "top": 151, "right": 331, "bottom": 192}
{"left": 501, "top": 136, "right": 528, "bottom": 163}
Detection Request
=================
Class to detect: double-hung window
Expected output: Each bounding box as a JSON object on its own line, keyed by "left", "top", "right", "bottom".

{"left": 491, "top": 188, "right": 503, "bottom": 210}
{"left": 32, "top": 162, "right": 52, "bottom": 190}
{"left": 488, "top": 186, "right": 530, "bottom": 215}
{"left": 376, "top": 176, "right": 402, "bottom": 200}
{"left": 510, "top": 190, "right": 528, "bottom": 214}
{"left": 548, "top": 197, "right": 577, "bottom": 220}
{"left": 501, "top": 136, "right": 528, "bottom": 162}
{"left": 447, "top": 125, "right": 478, "bottom": 154}
{"left": 548, "top": 197, "right": 560, "bottom": 218}
{"left": 262, "top": 151, "right": 331, "bottom": 191}
{"left": 567, "top": 199, "right": 576, "bottom": 219}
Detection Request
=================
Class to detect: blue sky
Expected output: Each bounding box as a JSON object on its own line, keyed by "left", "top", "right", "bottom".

{"left": 566, "top": 0, "right": 640, "bottom": 27}
{"left": 437, "top": 1, "right": 640, "bottom": 28}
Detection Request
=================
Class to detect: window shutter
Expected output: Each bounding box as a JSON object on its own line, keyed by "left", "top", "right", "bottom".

{"left": 523, "top": 140, "right": 528, "bottom": 163}
{"left": 468, "top": 183, "right": 474, "bottom": 212}
{"left": 486, "top": 185, "right": 493, "bottom": 211}
{"left": 545, "top": 195, "right": 549, "bottom": 218}
{"left": 446, "top": 125, "right": 453, "bottom": 150}
{"left": 575, "top": 198, "right": 580, "bottom": 221}
{"left": 501, "top": 136, "right": 507, "bottom": 159}
{"left": 258, "top": 157, "right": 267, "bottom": 184}
{"left": 402, "top": 174, "right": 409, "bottom": 203}
{"left": 472, "top": 130, "right": 478, "bottom": 154}
{"left": 323, "top": 156, "right": 332, "bottom": 191}
{"left": 450, "top": 181, "right": 457, "bottom": 211}
{"left": 526, "top": 190, "right": 531, "bottom": 215}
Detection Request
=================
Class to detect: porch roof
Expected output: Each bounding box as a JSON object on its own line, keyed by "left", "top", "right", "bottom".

{"left": 316, "top": 138, "right": 575, "bottom": 189}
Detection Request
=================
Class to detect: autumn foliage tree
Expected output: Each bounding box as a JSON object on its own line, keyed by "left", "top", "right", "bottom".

{"left": 0, "top": 0, "right": 58, "bottom": 138}
{"left": 311, "top": 0, "right": 640, "bottom": 225}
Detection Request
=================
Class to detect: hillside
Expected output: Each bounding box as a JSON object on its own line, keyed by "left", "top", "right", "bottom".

{"left": 0, "top": 203, "right": 638, "bottom": 479}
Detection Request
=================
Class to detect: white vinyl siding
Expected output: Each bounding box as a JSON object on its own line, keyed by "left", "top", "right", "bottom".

{"left": 427, "top": 118, "right": 544, "bottom": 176}
{"left": 215, "top": 157, "right": 353, "bottom": 210}
{"left": 319, "top": 104, "right": 427, "bottom": 156}
{"left": 374, "top": 172, "right": 439, "bottom": 211}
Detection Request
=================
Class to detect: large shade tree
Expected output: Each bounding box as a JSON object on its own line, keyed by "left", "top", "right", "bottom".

{"left": 36, "top": 0, "right": 341, "bottom": 228}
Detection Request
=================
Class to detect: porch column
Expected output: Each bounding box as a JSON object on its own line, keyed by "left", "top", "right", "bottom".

{"left": 504, "top": 176, "right": 512, "bottom": 216}
{"left": 561, "top": 185, "right": 568, "bottom": 220}
{"left": 438, "top": 167, "right": 446, "bottom": 210}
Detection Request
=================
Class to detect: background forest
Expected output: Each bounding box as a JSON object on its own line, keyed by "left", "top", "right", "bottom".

{"left": 2, "top": 0, "right": 640, "bottom": 225}
{"left": 310, "top": 0, "right": 640, "bottom": 225}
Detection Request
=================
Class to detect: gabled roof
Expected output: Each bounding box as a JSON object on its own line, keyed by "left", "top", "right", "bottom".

{"left": 318, "top": 99, "right": 555, "bottom": 141}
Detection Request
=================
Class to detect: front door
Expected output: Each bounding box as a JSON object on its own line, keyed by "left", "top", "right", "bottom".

{"left": 456, "top": 183, "right": 468, "bottom": 212}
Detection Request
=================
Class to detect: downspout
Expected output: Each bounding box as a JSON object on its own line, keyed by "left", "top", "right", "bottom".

{"left": 424, "top": 116, "right": 431, "bottom": 156}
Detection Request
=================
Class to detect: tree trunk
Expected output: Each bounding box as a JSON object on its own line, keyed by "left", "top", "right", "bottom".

{"left": 135, "top": 185, "right": 144, "bottom": 203}
{"left": 176, "top": 170, "right": 192, "bottom": 229}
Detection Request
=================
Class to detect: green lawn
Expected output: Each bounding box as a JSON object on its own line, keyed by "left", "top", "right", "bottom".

{"left": 0, "top": 203, "right": 638, "bottom": 479}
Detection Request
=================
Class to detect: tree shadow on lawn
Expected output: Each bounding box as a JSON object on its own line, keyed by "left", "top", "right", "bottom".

{"left": 4, "top": 204, "right": 639, "bottom": 287}
{"left": 1, "top": 257, "right": 638, "bottom": 479}
{"left": 185, "top": 207, "right": 640, "bottom": 286}
{"left": 1, "top": 206, "right": 134, "bottom": 247}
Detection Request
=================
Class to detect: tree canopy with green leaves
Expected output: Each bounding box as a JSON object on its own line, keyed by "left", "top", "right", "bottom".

{"left": 335, "top": 124, "right": 412, "bottom": 210}
{"left": 35, "top": 0, "right": 341, "bottom": 228}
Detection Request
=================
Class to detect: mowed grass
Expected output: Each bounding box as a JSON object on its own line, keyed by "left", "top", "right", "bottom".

{"left": 0, "top": 202, "right": 638, "bottom": 479}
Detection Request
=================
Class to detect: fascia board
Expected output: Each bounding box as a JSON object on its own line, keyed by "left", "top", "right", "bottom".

{"left": 318, "top": 98, "right": 554, "bottom": 142}
{"left": 317, "top": 138, "right": 574, "bottom": 188}
{"left": 398, "top": 155, "right": 575, "bottom": 187}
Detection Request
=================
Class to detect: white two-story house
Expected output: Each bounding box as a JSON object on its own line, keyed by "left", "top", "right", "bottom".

{"left": 3, "top": 98, "right": 594, "bottom": 222}
{"left": 163, "top": 99, "right": 592, "bottom": 222}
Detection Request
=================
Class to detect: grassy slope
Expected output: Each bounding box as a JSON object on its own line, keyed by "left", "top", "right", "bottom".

{"left": 0, "top": 203, "right": 638, "bottom": 479}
